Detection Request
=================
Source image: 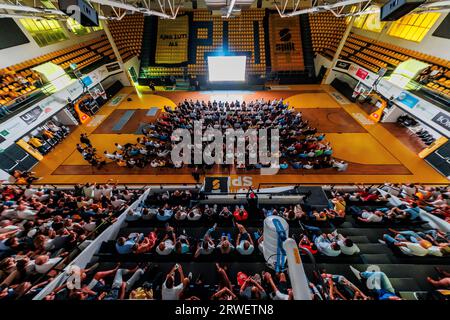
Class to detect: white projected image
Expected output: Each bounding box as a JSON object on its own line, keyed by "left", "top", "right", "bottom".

{"left": 208, "top": 56, "right": 246, "bottom": 82}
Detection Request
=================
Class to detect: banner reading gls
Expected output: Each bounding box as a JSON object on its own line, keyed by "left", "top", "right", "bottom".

{"left": 20, "top": 106, "right": 43, "bottom": 125}
{"left": 432, "top": 112, "right": 450, "bottom": 131}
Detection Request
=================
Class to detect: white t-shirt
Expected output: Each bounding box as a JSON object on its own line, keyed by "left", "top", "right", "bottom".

{"left": 272, "top": 290, "right": 289, "bottom": 300}
{"left": 162, "top": 282, "right": 184, "bottom": 300}
{"left": 112, "top": 199, "right": 126, "bottom": 209}
{"left": 400, "top": 243, "right": 428, "bottom": 256}
{"left": 236, "top": 241, "right": 254, "bottom": 255}
{"left": 103, "top": 187, "right": 113, "bottom": 197}
{"left": 338, "top": 240, "right": 360, "bottom": 255}
{"left": 93, "top": 188, "right": 104, "bottom": 201}
{"left": 427, "top": 246, "right": 443, "bottom": 257}
{"left": 156, "top": 240, "right": 174, "bottom": 255}
{"left": 17, "top": 209, "right": 37, "bottom": 220}
{"left": 361, "top": 211, "right": 383, "bottom": 223}
{"left": 35, "top": 257, "right": 63, "bottom": 274}
{"left": 197, "top": 243, "right": 215, "bottom": 255}
{"left": 315, "top": 236, "right": 341, "bottom": 257}
{"left": 24, "top": 188, "right": 38, "bottom": 199}
{"left": 0, "top": 225, "right": 20, "bottom": 234}
{"left": 188, "top": 209, "right": 201, "bottom": 221}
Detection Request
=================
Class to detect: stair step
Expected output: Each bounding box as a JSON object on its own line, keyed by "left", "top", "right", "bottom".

{"left": 399, "top": 291, "right": 427, "bottom": 300}
{"left": 361, "top": 253, "right": 393, "bottom": 264}
{"left": 390, "top": 278, "right": 421, "bottom": 291}
{"left": 347, "top": 235, "right": 370, "bottom": 243}
{"left": 339, "top": 222, "right": 354, "bottom": 228}
{"left": 357, "top": 243, "right": 392, "bottom": 254}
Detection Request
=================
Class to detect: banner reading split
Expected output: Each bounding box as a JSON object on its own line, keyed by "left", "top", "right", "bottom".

{"left": 269, "top": 14, "right": 304, "bottom": 71}
{"left": 156, "top": 15, "right": 189, "bottom": 64}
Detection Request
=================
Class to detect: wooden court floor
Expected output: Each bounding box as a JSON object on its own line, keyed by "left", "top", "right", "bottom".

{"left": 32, "top": 85, "right": 449, "bottom": 186}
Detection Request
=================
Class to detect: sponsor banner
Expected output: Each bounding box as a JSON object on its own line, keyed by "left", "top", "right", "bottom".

{"left": 20, "top": 106, "right": 43, "bottom": 125}
{"left": 269, "top": 14, "right": 303, "bottom": 71}
{"left": 335, "top": 60, "right": 351, "bottom": 70}
{"left": 204, "top": 176, "right": 229, "bottom": 193}
{"left": 356, "top": 68, "right": 369, "bottom": 80}
{"left": 396, "top": 91, "right": 419, "bottom": 109}
{"left": 156, "top": 15, "right": 189, "bottom": 64}
{"left": 432, "top": 112, "right": 450, "bottom": 131}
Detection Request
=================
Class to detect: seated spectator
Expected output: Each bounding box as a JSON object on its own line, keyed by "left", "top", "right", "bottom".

{"left": 194, "top": 236, "right": 215, "bottom": 258}
{"left": 162, "top": 264, "right": 189, "bottom": 300}
{"left": 219, "top": 206, "right": 232, "bottom": 220}
{"left": 350, "top": 266, "right": 402, "bottom": 300}
{"left": 303, "top": 225, "right": 341, "bottom": 257}
{"left": 187, "top": 207, "right": 202, "bottom": 221}
{"left": 156, "top": 205, "right": 173, "bottom": 222}
{"left": 116, "top": 233, "right": 143, "bottom": 254}
{"left": 355, "top": 209, "right": 385, "bottom": 223}
{"left": 217, "top": 233, "right": 235, "bottom": 254}
{"left": 134, "top": 231, "right": 157, "bottom": 254}
{"left": 156, "top": 225, "right": 176, "bottom": 255}
{"left": 125, "top": 208, "right": 141, "bottom": 222}
{"left": 381, "top": 230, "right": 447, "bottom": 257}
{"left": 328, "top": 231, "right": 360, "bottom": 255}
{"left": 233, "top": 206, "right": 248, "bottom": 222}
{"left": 297, "top": 234, "right": 318, "bottom": 255}
{"left": 210, "top": 263, "right": 237, "bottom": 300}
{"left": 235, "top": 223, "right": 254, "bottom": 255}
{"left": 427, "top": 268, "right": 450, "bottom": 288}
{"left": 263, "top": 272, "right": 293, "bottom": 300}
{"left": 238, "top": 272, "right": 268, "bottom": 300}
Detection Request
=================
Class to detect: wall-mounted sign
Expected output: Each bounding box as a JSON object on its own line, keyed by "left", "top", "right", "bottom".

{"left": 432, "top": 112, "right": 450, "bottom": 131}
{"left": 335, "top": 60, "right": 351, "bottom": 70}
{"left": 204, "top": 176, "right": 229, "bottom": 193}
{"left": 19, "top": 106, "right": 43, "bottom": 125}
{"left": 396, "top": 91, "right": 420, "bottom": 109}
{"left": 356, "top": 68, "right": 369, "bottom": 80}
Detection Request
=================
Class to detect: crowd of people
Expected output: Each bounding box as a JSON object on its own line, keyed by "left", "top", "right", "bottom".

{"left": 79, "top": 99, "right": 349, "bottom": 172}
{"left": 76, "top": 133, "right": 107, "bottom": 169}
{"left": 2, "top": 183, "right": 449, "bottom": 300}
{"left": 0, "top": 181, "right": 141, "bottom": 300}
{"left": 42, "top": 259, "right": 449, "bottom": 301}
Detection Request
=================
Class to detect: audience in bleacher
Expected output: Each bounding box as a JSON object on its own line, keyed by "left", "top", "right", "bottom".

{"left": 0, "top": 182, "right": 141, "bottom": 300}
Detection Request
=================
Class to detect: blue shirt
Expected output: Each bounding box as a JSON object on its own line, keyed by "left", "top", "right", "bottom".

{"left": 405, "top": 207, "right": 420, "bottom": 220}
{"left": 116, "top": 240, "right": 135, "bottom": 254}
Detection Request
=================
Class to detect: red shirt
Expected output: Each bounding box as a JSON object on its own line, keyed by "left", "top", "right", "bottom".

{"left": 233, "top": 209, "right": 248, "bottom": 221}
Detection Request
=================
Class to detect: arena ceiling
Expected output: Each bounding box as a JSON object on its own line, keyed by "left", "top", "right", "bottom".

{"left": 0, "top": 0, "right": 448, "bottom": 21}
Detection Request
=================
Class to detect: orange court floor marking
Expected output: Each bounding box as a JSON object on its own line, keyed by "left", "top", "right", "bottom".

{"left": 32, "top": 85, "right": 449, "bottom": 185}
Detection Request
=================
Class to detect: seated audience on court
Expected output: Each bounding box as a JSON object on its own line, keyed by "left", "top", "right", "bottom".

{"left": 97, "top": 98, "right": 337, "bottom": 173}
